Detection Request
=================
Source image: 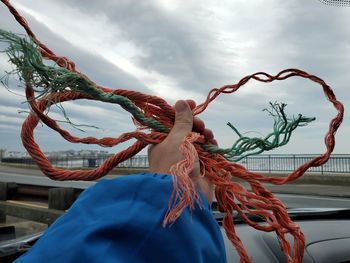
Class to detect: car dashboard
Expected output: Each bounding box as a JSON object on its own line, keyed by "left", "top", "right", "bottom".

{"left": 219, "top": 208, "right": 350, "bottom": 263}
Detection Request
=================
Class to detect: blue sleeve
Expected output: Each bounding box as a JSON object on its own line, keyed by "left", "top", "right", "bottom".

{"left": 15, "top": 173, "right": 227, "bottom": 263}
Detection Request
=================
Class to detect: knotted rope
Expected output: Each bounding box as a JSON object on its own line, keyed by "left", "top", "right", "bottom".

{"left": 0, "top": 1, "right": 344, "bottom": 262}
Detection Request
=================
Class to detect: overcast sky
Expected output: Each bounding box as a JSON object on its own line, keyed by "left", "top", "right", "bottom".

{"left": 0, "top": 0, "right": 349, "bottom": 155}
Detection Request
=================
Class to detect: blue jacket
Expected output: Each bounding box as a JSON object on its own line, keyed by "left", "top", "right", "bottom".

{"left": 16, "top": 173, "right": 227, "bottom": 262}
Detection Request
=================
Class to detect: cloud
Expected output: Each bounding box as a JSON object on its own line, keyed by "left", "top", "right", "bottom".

{"left": 0, "top": 114, "right": 25, "bottom": 124}
{"left": 16, "top": 0, "right": 243, "bottom": 100}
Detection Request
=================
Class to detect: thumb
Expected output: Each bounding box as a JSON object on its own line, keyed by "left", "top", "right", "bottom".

{"left": 167, "top": 100, "right": 193, "bottom": 141}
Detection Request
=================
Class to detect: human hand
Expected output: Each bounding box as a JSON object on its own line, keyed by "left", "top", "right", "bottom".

{"left": 148, "top": 100, "right": 216, "bottom": 204}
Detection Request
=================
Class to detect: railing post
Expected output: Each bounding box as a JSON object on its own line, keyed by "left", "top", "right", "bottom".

{"left": 0, "top": 182, "right": 17, "bottom": 201}
{"left": 293, "top": 154, "right": 296, "bottom": 171}
{"left": 49, "top": 188, "right": 76, "bottom": 210}
{"left": 268, "top": 155, "right": 271, "bottom": 174}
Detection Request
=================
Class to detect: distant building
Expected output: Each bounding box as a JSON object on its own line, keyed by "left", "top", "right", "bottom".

{"left": 6, "top": 151, "right": 29, "bottom": 158}
{"left": 1, "top": 149, "right": 112, "bottom": 159}
{"left": 77, "top": 150, "right": 93, "bottom": 156}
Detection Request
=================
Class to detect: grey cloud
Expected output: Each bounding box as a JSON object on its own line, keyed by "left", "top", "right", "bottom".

{"left": 0, "top": 4, "right": 152, "bottom": 92}
{"left": 56, "top": 0, "right": 239, "bottom": 92}
{"left": 0, "top": 5, "right": 151, "bottom": 151}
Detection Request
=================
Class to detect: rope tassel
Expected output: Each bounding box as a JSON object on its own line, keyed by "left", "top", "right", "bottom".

{"left": 163, "top": 132, "right": 201, "bottom": 226}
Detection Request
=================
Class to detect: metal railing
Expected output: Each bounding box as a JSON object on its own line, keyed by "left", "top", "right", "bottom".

{"left": 1, "top": 154, "right": 350, "bottom": 174}
{"left": 0, "top": 155, "right": 150, "bottom": 169}
{"left": 240, "top": 155, "right": 350, "bottom": 174}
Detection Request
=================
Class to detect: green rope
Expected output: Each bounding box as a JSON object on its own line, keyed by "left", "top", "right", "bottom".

{"left": 202, "top": 102, "right": 315, "bottom": 161}
{"left": 0, "top": 29, "right": 169, "bottom": 133}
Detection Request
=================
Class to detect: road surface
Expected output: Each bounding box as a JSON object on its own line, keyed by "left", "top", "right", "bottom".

{"left": 1, "top": 167, "right": 350, "bottom": 208}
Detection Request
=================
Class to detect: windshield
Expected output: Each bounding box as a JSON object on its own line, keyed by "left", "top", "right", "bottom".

{"left": 0, "top": 0, "right": 349, "bottom": 251}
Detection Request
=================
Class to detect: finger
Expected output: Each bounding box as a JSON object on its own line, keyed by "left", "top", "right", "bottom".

{"left": 186, "top": 99, "right": 196, "bottom": 110}
{"left": 193, "top": 117, "right": 205, "bottom": 134}
{"left": 168, "top": 100, "right": 193, "bottom": 140}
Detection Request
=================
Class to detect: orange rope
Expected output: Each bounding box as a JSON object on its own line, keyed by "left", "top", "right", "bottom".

{"left": 1, "top": 1, "right": 344, "bottom": 262}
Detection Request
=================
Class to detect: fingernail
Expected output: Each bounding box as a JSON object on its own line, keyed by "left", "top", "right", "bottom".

{"left": 175, "top": 100, "right": 188, "bottom": 113}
